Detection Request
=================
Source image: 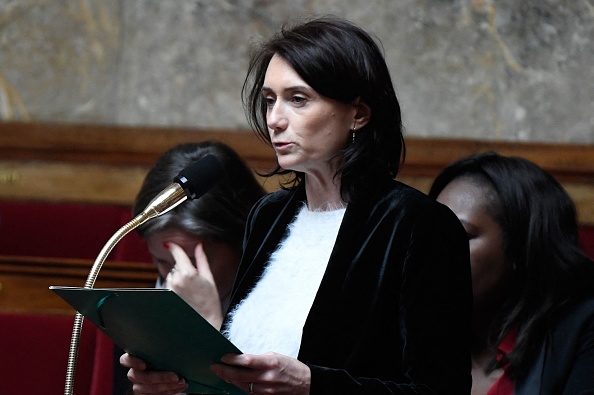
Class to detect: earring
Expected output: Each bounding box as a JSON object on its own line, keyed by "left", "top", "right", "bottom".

{"left": 351, "top": 123, "right": 357, "bottom": 144}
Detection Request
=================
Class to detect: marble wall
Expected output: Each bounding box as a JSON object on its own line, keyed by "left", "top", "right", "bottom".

{"left": 0, "top": 0, "right": 592, "bottom": 143}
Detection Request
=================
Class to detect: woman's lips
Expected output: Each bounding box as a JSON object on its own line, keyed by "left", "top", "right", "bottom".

{"left": 273, "top": 142, "right": 292, "bottom": 152}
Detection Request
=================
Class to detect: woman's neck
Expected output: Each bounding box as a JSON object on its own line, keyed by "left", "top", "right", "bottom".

{"left": 304, "top": 173, "right": 344, "bottom": 211}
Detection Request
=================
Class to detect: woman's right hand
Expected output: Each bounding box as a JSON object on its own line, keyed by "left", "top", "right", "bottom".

{"left": 165, "top": 242, "right": 224, "bottom": 329}
{"left": 120, "top": 353, "right": 188, "bottom": 395}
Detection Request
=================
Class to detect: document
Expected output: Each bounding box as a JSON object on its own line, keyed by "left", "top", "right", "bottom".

{"left": 50, "top": 286, "right": 244, "bottom": 394}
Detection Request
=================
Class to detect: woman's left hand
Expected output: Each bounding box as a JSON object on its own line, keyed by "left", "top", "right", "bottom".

{"left": 166, "top": 242, "right": 223, "bottom": 329}
{"left": 210, "top": 352, "right": 311, "bottom": 395}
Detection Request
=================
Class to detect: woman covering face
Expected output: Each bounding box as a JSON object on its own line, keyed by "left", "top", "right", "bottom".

{"left": 112, "top": 141, "right": 266, "bottom": 395}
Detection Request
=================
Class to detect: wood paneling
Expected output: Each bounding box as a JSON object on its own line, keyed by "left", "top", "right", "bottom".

{"left": 0, "top": 255, "right": 157, "bottom": 315}
{"left": 1, "top": 120, "right": 593, "bottom": 223}
{"left": 0, "top": 121, "right": 274, "bottom": 168}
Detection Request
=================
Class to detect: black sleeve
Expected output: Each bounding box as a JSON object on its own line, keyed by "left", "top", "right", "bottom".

{"left": 308, "top": 201, "right": 472, "bottom": 395}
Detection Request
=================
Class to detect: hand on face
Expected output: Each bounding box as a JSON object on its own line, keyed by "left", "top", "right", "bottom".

{"left": 210, "top": 352, "right": 311, "bottom": 395}
{"left": 165, "top": 242, "right": 224, "bottom": 329}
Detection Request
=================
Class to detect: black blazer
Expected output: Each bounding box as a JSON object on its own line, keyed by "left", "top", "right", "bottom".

{"left": 224, "top": 179, "right": 472, "bottom": 395}
{"left": 516, "top": 297, "right": 594, "bottom": 395}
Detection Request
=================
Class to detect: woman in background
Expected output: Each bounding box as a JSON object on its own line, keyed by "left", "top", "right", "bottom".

{"left": 429, "top": 151, "right": 594, "bottom": 395}
{"left": 113, "top": 141, "right": 265, "bottom": 395}
{"left": 131, "top": 141, "right": 265, "bottom": 323}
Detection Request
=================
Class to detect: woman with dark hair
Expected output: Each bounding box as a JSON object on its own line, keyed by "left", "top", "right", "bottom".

{"left": 429, "top": 151, "right": 594, "bottom": 395}
{"left": 122, "top": 16, "right": 472, "bottom": 395}
{"left": 242, "top": 17, "right": 405, "bottom": 201}
{"left": 134, "top": 141, "right": 265, "bottom": 322}
{"left": 113, "top": 141, "right": 266, "bottom": 395}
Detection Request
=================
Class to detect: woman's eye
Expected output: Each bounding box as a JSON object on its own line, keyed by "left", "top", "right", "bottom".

{"left": 264, "top": 96, "right": 275, "bottom": 107}
{"left": 292, "top": 95, "right": 307, "bottom": 105}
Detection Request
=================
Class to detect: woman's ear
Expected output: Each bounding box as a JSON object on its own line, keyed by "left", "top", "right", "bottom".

{"left": 352, "top": 97, "right": 371, "bottom": 129}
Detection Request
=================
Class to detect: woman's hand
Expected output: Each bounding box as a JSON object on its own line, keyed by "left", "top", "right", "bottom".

{"left": 165, "top": 242, "right": 224, "bottom": 329}
{"left": 211, "top": 352, "right": 311, "bottom": 395}
{"left": 120, "top": 353, "right": 188, "bottom": 395}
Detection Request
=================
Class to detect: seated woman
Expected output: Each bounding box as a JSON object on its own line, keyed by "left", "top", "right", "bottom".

{"left": 131, "top": 141, "right": 265, "bottom": 323}
{"left": 113, "top": 141, "right": 265, "bottom": 395}
{"left": 429, "top": 151, "right": 594, "bottom": 395}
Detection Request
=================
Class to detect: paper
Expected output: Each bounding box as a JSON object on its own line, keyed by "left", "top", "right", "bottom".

{"left": 50, "top": 286, "right": 244, "bottom": 394}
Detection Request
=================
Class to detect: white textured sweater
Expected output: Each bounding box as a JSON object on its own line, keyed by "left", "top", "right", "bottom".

{"left": 223, "top": 204, "right": 346, "bottom": 357}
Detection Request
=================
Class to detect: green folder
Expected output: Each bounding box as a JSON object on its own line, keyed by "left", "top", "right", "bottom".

{"left": 50, "top": 286, "right": 244, "bottom": 395}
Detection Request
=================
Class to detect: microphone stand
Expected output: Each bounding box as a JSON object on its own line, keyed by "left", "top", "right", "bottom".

{"left": 63, "top": 183, "right": 187, "bottom": 395}
{"left": 62, "top": 153, "right": 223, "bottom": 394}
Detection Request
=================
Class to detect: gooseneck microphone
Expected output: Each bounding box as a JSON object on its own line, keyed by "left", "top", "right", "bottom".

{"left": 137, "top": 153, "right": 225, "bottom": 221}
{"left": 63, "top": 154, "right": 224, "bottom": 395}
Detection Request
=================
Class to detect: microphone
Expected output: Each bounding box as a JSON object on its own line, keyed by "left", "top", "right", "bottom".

{"left": 62, "top": 154, "right": 224, "bottom": 395}
{"left": 136, "top": 154, "right": 225, "bottom": 223}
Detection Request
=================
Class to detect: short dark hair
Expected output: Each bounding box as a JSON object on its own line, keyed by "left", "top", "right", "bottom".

{"left": 242, "top": 16, "right": 405, "bottom": 202}
{"left": 429, "top": 151, "right": 594, "bottom": 378}
{"left": 134, "top": 141, "right": 265, "bottom": 248}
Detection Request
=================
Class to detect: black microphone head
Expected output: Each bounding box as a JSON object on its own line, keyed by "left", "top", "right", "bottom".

{"left": 174, "top": 154, "right": 225, "bottom": 200}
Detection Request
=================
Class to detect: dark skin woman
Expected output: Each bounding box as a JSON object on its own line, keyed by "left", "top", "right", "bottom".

{"left": 430, "top": 151, "right": 594, "bottom": 395}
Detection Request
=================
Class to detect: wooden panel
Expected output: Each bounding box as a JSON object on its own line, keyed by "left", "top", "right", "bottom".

{"left": 401, "top": 138, "right": 594, "bottom": 181}
{"left": 0, "top": 121, "right": 593, "bottom": 223}
{"left": 0, "top": 160, "right": 148, "bottom": 205}
{"left": 0, "top": 256, "right": 157, "bottom": 316}
{"left": 0, "top": 121, "right": 275, "bottom": 169}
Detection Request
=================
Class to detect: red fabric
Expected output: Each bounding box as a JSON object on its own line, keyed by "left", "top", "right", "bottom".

{"left": 0, "top": 202, "right": 151, "bottom": 394}
{"left": 579, "top": 226, "right": 594, "bottom": 260}
{"left": 111, "top": 209, "right": 152, "bottom": 263}
{"left": 90, "top": 330, "right": 116, "bottom": 395}
{"left": 0, "top": 313, "right": 99, "bottom": 394}
{"left": 0, "top": 200, "right": 151, "bottom": 263}
{"left": 487, "top": 327, "right": 517, "bottom": 395}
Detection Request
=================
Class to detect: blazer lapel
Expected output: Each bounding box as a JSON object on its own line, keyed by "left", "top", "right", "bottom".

{"left": 229, "top": 186, "right": 306, "bottom": 309}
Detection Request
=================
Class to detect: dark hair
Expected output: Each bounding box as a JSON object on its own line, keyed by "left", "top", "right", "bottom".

{"left": 242, "top": 16, "right": 405, "bottom": 202}
{"left": 134, "top": 141, "right": 265, "bottom": 249}
{"left": 429, "top": 151, "right": 594, "bottom": 378}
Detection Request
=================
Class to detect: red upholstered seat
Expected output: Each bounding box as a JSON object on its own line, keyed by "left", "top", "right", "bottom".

{"left": 0, "top": 200, "right": 151, "bottom": 262}
{"left": 0, "top": 202, "right": 152, "bottom": 394}
{"left": 0, "top": 313, "right": 114, "bottom": 395}
{"left": 579, "top": 226, "right": 594, "bottom": 260}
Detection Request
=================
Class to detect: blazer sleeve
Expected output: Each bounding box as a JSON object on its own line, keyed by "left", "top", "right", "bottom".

{"left": 516, "top": 298, "right": 594, "bottom": 395}
{"left": 561, "top": 318, "right": 594, "bottom": 394}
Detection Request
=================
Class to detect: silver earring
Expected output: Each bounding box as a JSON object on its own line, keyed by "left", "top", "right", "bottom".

{"left": 351, "top": 129, "right": 356, "bottom": 143}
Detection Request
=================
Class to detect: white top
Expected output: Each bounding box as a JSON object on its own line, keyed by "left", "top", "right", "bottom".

{"left": 223, "top": 204, "right": 346, "bottom": 357}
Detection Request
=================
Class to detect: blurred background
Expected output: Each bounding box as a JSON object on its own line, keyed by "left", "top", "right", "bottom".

{"left": 1, "top": 0, "right": 592, "bottom": 143}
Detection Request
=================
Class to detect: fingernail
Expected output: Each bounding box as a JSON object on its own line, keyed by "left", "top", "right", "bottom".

{"left": 168, "top": 372, "right": 184, "bottom": 383}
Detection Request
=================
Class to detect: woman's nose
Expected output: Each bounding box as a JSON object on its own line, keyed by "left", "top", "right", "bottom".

{"left": 267, "top": 102, "right": 288, "bottom": 131}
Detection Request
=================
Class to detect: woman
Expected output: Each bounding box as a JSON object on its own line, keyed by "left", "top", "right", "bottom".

{"left": 122, "top": 17, "right": 472, "bottom": 395}
{"left": 113, "top": 141, "right": 266, "bottom": 395}
{"left": 429, "top": 151, "right": 594, "bottom": 394}
{"left": 133, "top": 141, "right": 265, "bottom": 322}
